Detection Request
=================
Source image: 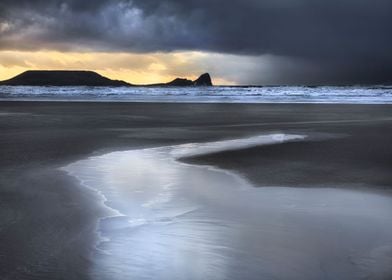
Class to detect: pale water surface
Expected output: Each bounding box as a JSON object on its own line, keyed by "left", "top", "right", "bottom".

{"left": 2, "top": 85, "right": 392, "bottom": 103}
{"left": 62, "top": 134, "right": 392, "bottom": 280}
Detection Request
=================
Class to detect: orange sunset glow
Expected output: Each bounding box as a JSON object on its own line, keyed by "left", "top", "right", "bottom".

{"left": 0, "top": 50, "right": 233, "bottom": 85}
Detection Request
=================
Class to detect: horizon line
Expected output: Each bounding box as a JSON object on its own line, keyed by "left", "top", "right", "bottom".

{"left": 1, "top": 69, "right": 392, "bottom": 87}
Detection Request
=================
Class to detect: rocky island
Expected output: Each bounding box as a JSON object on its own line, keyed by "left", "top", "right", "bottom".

{"left": 0, "top": 71, "right": 213, "bottom": 87}
{"left": 151, "top": 73, "right": 212, "bottom": 86}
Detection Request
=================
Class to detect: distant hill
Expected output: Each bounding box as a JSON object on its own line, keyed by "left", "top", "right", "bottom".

{"left": 0, "top": 71, "right": 213, "bottom": 87}
{"left": 148, "top": 73, "right": 213, "bottom": 87}
{"left": 0, "top": 70, "right": 131, "bottom": 86}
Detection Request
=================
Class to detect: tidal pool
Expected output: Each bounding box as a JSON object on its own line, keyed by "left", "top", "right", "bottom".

{"left": 62, "top": 134, "right": 392, "bottom": 280}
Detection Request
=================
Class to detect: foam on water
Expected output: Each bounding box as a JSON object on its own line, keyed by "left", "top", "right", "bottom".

{"left": 61, "top": 134, "right": 392, "bottom": 280}
{"left": 2, "top": 85, "right": 392, "bottom": 103}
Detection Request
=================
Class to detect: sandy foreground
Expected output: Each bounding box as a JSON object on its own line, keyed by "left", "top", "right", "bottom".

{"left": 1, "top": 101, "right": 392, "bottom": 279}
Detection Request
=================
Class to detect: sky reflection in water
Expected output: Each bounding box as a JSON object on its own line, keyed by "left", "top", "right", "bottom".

{"left": 62, "top": 134, "right": 392, "bottom": 280}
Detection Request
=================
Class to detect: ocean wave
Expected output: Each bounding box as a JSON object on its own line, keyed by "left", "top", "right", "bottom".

{"left": 1, "top": 85, "right": 392, "bottom": 103}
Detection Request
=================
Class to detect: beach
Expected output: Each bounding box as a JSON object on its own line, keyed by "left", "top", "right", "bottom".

{"left": 1, "top": 101, "right": 392, "bottom": 279}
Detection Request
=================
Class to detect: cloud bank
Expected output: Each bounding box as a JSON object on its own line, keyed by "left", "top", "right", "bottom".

{"left": 1, "top": 0, "right": 391, "bottom": 84}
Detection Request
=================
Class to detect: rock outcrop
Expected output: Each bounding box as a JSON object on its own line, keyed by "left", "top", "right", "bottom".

{"left": 154, "top": 73, "right": 213, "bottom": 87}
{"left": 193, "top": 73, "right": 212, "bottom": 86}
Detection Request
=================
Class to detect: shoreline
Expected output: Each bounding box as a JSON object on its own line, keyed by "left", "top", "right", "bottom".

{"left": 1, "top": 101, "right": 392, "bottom": 279}
{"left": 2, "top": 84, "right": 392, "bottom": 104}
{"left": 2, "top": 98, "right": 392, "bottom": 105}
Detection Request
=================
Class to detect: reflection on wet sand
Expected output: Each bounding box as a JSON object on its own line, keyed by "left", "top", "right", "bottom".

{"left": 62, "top": 134, "right": 392, "bottom": 280}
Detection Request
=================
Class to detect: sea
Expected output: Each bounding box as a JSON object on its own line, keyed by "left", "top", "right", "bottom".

{"left": 1, "top": 85, "right": 392, "bottom": 103}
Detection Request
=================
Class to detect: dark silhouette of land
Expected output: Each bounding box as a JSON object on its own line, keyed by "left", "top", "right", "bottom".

{"left": 0, "top": 70, "right": 130, "bottom": 87}
{"left": 150, "top": 73, "right": 212, "bottom": 86}
{"left": 0, "top": 71, "right": 213, "bottom": 87}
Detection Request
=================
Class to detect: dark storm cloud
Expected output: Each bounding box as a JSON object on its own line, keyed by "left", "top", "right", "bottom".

{"left": 1, "top": 0, "right": 391, "bottom": 84}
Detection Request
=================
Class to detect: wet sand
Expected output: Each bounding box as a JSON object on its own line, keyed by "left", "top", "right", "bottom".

{"left": 1, "top": 101, "right": 392, "bottom": 279}
{"left": 62, "top": 135, "right": 392, "bottom": 279}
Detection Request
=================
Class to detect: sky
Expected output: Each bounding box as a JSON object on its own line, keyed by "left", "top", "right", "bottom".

{"left": 0, "top": 0, "right": 391, "bottom": 85}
